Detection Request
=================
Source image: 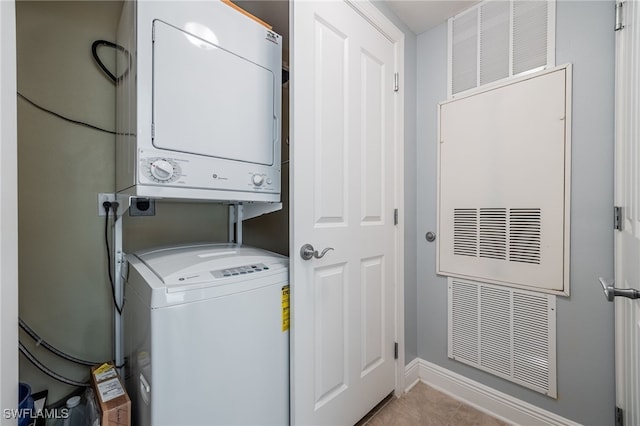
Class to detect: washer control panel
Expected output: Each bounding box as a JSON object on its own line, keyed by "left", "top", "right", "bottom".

{"left": 210, "top": 263, "right": 270, "bottom": 279}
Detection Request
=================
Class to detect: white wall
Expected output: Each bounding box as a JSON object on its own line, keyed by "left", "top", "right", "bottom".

{"left": 1, "top": 0, "right": 19, "bottom": 422}
{"left": 416, "top": 2, "right": 616, "bottom": 424}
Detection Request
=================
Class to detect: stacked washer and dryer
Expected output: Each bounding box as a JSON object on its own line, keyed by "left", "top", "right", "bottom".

{"left": 115, "top": 1, "right": 287, "bottom": 424}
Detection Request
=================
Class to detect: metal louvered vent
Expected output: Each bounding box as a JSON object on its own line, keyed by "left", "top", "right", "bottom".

{"left": 513, "top": 291, "right": 552, "bottom": 390}
{"left": 448, "top": 278, "right": 557, "bottom": 398}
{"left": 449, "top": 0, "right": 555, "bottom": 97}
{"left": 453, "top": 208, "right": 541, "bottom": 265}
{"left": 454, "top": 209, "right": 477, "bottom": 256}
{"left": 452, "top": 10, "right": 478, "bottom": 94}
{"left": 509, "top": 208, "right": 541, "bottom": 264}
{"left": 479, "top": 208, "right": 507, "bottom": 260}
{"left": 513, "top": 1, "right": 549, "bottom": 75}
{"left": 480, "top": 1, "right": 510, "bottom": 85}
{"left": 450, "top": 280, "right": 479, "bottom": 364}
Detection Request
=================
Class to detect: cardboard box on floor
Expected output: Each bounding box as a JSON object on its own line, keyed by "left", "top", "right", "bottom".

{"left": 90, "top": 362, "right": 131, "bottom": 426}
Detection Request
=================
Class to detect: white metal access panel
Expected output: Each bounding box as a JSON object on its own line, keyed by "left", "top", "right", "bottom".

{"left": 438, "top": 66, "right": 571, "bottom": 294}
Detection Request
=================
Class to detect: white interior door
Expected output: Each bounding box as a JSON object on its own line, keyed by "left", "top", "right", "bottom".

{"left": 290, "top": 1, "right": 403, "bottom": 425}
{"left": 614, "top": 1, "right": 640, "bottom": 424}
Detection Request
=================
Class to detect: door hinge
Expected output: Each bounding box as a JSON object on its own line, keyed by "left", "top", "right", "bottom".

{"left": 615, "top": 2, "right": 624, "bottom": 31}
{"left": 615, "top": 406, "right": 623, "bottom": 426}
{"left": 394, "top": 342, "right": 398, "bottom": 360}
{"left": 614, "top": 206, "right": 623, "bottom": 231}
{"left": 394, "top": 208, "right": 399, "bottom": 225}
{"left": 394, "top": 72, "right": 399, "bottom": 92}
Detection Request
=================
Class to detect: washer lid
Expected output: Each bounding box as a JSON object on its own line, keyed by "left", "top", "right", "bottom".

{"left": 134, "top": 243, "right": 287, "bottom": 288}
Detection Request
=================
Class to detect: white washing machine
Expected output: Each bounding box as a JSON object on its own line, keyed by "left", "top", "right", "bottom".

{"left": 123, "top": 243, "right": 289, "bottom": 426}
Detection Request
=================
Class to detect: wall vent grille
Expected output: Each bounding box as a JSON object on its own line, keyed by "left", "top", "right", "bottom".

{"left": 509, "top": 208, "right": 541, "bottom": 264}
{"left": 479, "top": 208, "right": 507, "bottom": 260}
{"left": 453, "top": 208, "right": 541, "bottom": 265}
{"left": 513, "top": 1, "right": 549, "bottom": 75}
{"left": 449, "top": 0, "right": 555, "bottom": 97}
{"left": 452, "top": 9, "right": 478, "bottom": 94}
{"left": 480, "top": 1, "right": 510, "bottom": 85}
{"left": 448, "top": 278, "right": 557, "bottom": 398}
{"left": 453, "top": 208, "right": 478, "bottom": 257}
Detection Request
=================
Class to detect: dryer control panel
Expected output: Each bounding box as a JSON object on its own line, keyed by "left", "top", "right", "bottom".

{"left": 137, "top": 151, "right": 280, "bottom": 198}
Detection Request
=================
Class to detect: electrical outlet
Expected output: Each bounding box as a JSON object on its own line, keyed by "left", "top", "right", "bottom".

{"left": 129, "top": 198, "right": 156, "bottom": 216}
{"left": 97, "top": 193, "right": 116, "bottom": 216}
{"left": 129, "top": 197, "right": 155, "bottom": 216}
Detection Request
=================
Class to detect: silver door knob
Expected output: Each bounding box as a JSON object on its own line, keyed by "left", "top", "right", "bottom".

{"left": 300, "top": 244, "right": 334, "bottom": 261}
{"left": 599, "top": 277, "right": 640, "bottom": 302}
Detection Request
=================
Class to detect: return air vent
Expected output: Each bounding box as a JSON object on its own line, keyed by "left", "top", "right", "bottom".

{"left": 453, "top": 209, "right": 477, "bottom": 257}
{"left": 452, "top": 208, "right": 541, "bottom": 265}
{"left": 479, "top": 208, "right": 507, "bottom": 260}
{"left": 448, "top": 278, "right": 557, "bottom": 398}
{"left": 448, "top": 0, "right": 556, "bottom": 97}
{"left": 513, "top": 1, "right": 549, "bottom": 75}
{"left": 509, "top": 208, "right": 541, "bottom": 264}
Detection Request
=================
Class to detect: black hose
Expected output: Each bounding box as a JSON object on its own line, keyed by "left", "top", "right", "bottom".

{"left": 17, "top": 92, "right": 121, "bottom": 135}
{"left": 19, "top": 341, "right": 90, "bottom": 387}
{"left": 19, "top": 318, "right": 99, "bottom": 367}
{"left": 91, "top": 39, "right": 131, "bottom": 84}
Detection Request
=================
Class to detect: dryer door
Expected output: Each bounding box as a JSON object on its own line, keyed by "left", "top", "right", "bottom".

{"left": 152, "top": 20, "right": 276, "bottom": 166}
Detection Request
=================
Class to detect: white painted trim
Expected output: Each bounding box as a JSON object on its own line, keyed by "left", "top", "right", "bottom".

{"left": 346, "top": 0, "right": 405, "bottom": 42}
{"left": 0, "top": 0, "right": 19, "bottom": 421}
{"left": 447, "top": 18, "right": 453, "bottom": 99}
{"left": 404, "top": 359, "right": 580, "bottom": 426}
{"left": 403, "top": 358, "right": 420, "bottom": 393}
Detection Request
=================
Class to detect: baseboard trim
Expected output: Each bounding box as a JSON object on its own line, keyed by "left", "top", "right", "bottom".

{"left": 404, "top": 358, "right": 580, "bottom": 426}
{"left": 403, "top": 358, "right": 420, "bottom": 392}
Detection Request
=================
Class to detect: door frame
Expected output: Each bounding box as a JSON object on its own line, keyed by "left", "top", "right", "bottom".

{"left": 288, "top": 0, "right": 407, "bottom": 400}
{"left": 0, "top": 0, "right": 19, "bottom": 417}
{"left": 613, "top": 0, "right": 639, "bottom": 422}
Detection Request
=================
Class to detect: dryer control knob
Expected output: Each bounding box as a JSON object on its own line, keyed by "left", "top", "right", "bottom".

{"left": 252, "top": 174, "right": 265, "bottom": 186}
{"left": 150, "top": 160, "right": 174, "bottom": 181}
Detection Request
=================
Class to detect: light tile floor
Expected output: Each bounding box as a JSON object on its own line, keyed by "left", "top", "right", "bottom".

{"left": 358, "top": 382, "right": 510, "bottom": 426}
